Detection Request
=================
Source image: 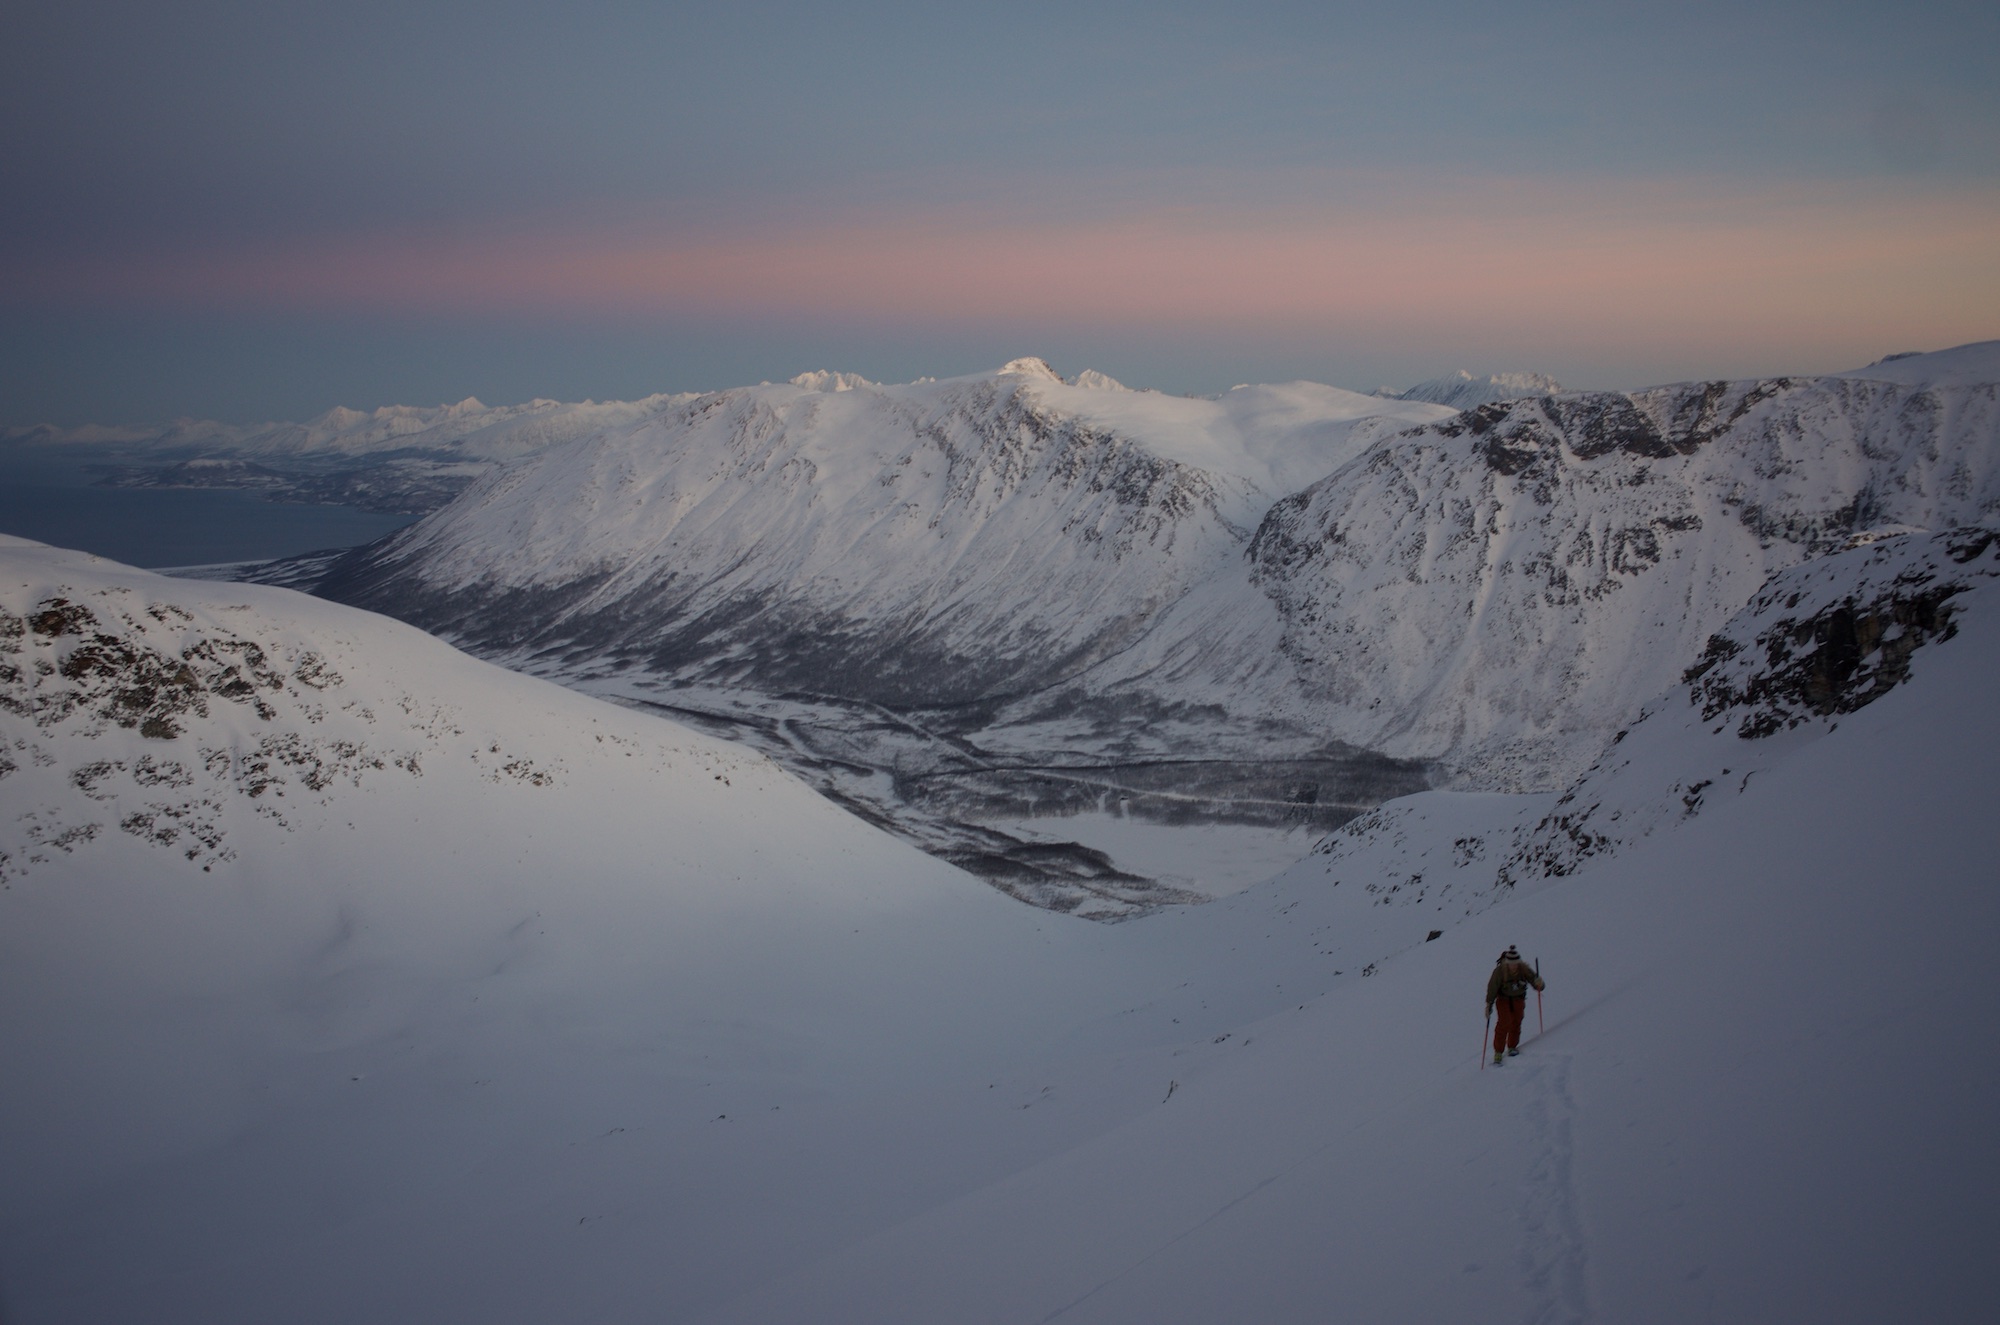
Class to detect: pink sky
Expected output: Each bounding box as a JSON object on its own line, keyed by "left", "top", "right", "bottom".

{"left": 11, "top": 175, "right": 1997, "bottom": 380}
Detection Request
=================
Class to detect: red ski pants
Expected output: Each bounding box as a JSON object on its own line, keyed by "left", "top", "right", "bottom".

{"left": 1492, "top": 996, "right": 1526, "bottom": 1053}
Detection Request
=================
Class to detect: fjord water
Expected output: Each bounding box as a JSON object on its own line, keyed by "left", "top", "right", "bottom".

{"left": 0, "top": 444, "right": 414, "bottom": 567}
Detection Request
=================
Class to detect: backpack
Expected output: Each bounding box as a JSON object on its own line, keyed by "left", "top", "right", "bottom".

{"left": 1498, "top": 961, "right": 1529, "bottom": 1000}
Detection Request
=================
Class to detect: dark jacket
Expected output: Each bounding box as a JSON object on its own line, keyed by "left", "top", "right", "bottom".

{"left": 1486, "top": 958, "right": 1545, "bottom": 1009}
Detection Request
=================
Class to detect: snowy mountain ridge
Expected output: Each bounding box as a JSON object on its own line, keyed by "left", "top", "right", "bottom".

{"left": 279, "top": 363, "right": 1460, "bottom": 909}
{"left": 1377, "top": 368, "right": 1565, "bottom": 410}
{"left": 319, "top": 365, "right": 1292, "bottom": 693}
{"left": 1835, "top": 338, "right": 2000, "bottom": 388}
{"left": 300, "top": 344, "right": 2000, "bottom": 836}
{"left": 1251, "top": 351, "right": 2000, "bottom": 786}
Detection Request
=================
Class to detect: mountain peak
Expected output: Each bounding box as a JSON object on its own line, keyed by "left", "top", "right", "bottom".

{"left": 1069, "top": 369, "right": 1130, "bottom": 392}
{"left": 999, "top": 357, "right": 1064, "bottom": 382}
{"left": 788, "top": 370, "right": 877, "bottom": 393}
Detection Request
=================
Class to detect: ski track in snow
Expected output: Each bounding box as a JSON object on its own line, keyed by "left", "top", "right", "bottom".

{"left": 1516, "top": 1051, "right": 1592, "bottom": 1325}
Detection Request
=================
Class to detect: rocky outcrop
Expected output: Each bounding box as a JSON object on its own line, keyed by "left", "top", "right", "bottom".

{"left": 1684, "top": 527, "right": 1995, "bottom": 737}
{"left": 1500, "top": 525, "right": 2000, "bottom": 884}
{"left": 0, "top": 555, "right": 435, "bottom": 879}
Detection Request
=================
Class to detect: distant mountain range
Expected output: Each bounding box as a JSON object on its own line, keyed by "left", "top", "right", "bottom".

{"left": 29, "top": 344, "right": 1993, "bottom": 910}
{"left": 166, "top": 342, "right": 1993, "bottom": 910}
{"left": 1, "top": 395, "right": 686, "bottom": 514}
{"left": 1375, "top": 369, "right": 1564, "bottom": 410}
{"left": 0, "top": 368, "right": 1564, "bottom": 514}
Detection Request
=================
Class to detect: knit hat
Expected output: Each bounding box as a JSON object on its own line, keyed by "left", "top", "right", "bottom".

{"left": 1501, "top": 946, "right": 1520, "bottom": 960}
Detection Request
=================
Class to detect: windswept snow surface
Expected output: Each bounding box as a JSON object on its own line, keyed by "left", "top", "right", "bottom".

{"left": 4, "top": 528, "right": 1997, "bottom": 1322}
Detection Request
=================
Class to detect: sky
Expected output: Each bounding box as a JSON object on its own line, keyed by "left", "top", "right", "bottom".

{"left": 2, "top": 0, "right": 1997, "bottom": 424}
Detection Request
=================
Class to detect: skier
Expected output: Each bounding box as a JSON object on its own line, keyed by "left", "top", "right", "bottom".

{"left": 1484, "top": 945, "right": 1544, "bottom": 1064}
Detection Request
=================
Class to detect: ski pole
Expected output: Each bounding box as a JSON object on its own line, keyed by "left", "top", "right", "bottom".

{"left": 1535, "top": 958, "right": 1544, "bottom": 1035}
{"left": 1481, "top": 1007, "right": 1491, "bottom": 1070}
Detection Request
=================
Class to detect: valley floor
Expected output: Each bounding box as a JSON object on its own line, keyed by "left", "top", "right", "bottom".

{"left": 531, "top": 670, "right": 1410, "bottom": 917}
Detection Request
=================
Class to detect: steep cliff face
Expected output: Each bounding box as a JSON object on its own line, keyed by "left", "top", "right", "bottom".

{"left": 1249, "top": 359, "right": 2000, "bottom": 786}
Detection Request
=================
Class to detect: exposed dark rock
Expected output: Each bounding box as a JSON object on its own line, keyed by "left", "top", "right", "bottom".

{"left": 8, "top": 596, "right": 316, "bottom": 741}
{"left": 30, "top": 599, "right": 97, "bottom": 638}
{"left": 1501, "top": 525, "right": 2000, "bottom": 888}
{"left": 1691, "top": 581, "right": 1972, "bottom": 738}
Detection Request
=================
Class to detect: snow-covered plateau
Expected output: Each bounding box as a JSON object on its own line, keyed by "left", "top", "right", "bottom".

{"left": 4, "top": 476, "right": 1997, "bottom": 1320}
{"left": 247, "top": 344, "right": 2000, "bottom": 910}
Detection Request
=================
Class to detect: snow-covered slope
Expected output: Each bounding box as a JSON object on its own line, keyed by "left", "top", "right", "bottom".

{"left": 692, "top": 528, "right": 2000, "bottom": 1325}
{"left": 1381, "top": 368, "right": 1565, "bottom": 409}
{"left": 0, "top": 537, "right": 1167, "bottom": 1319}
{"left": 319, "top": 359, "right": 1449, "bottom": 703}
{"left": 1502, "top": 523, "right": 2000, "bottom": 884}
{"left": 1253, "top": 522, "right": 2000, "bottom": 922}
{"left": 287, "top": 363, "right": 1449, "bottom": 907}
{"left": 261, "top": 347, "right": 2000, "bottom": 901}
{"left": 1252, "top": 344, "right": 2000, "bottom": 786}
{"left": 0, "top": 535, "right": 777, "bottom": 885}
{"left": 6, "top": 517, "right": 1997, "bottom": 1322}
{"left": 1836, "top": 339, "right": 2000, "bottom": 389}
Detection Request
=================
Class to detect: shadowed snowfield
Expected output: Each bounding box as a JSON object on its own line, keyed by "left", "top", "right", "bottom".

{"left": 3, "top": 528, "right": 1996, "bottom": 1322}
